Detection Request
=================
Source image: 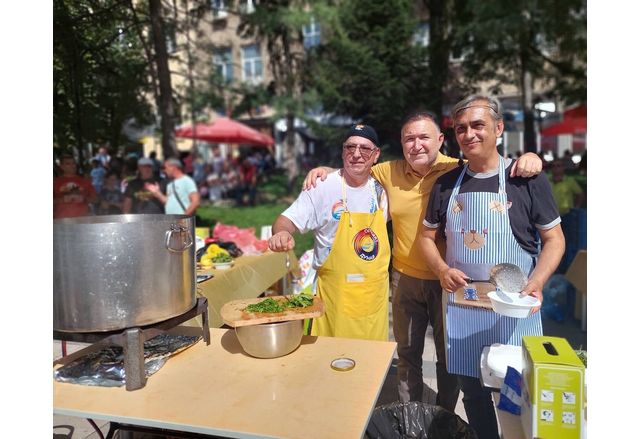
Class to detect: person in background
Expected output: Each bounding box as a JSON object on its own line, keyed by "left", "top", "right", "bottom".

{"left": 123, "top": 157, "right": 166, "bottom": 214}
{"left": 419, "top": 94, "right": 564, "bottom": 439}
{"left": 549, "top": 158, "right": 585, "bottom": 273}
{"left": 221, "top": 160, "right": 240, "bottom": 200}
{"left": 93, "top": 146, "right": 111, "bottom": 169}
{"left": 149, "top": 151, "right": 162, "bottom": 178}
{"left": 147, "top": 158, "right": 200, "bottom": 216}
{"left": 236, "top": 157, "right": 258, "bottom": 206}
{"left": 210, "top": 147, "right": 225, "bottom": 175}
{"left": 98, "top": 171, "right": 124, "bottom": 215}
{"left": 182, "top": 151, "right": 194, "bottom": 177}
{"left": 269, "top": 124, "right": 390, "bottom": 341}
{"left": 120, "top": 155, "right": 139, "bottom": 194}
{"left": 303, "top": 112, "right": 543, "bottom": 411}
{"left": 550, "top": 158, "right": 584, "bottom": 217}
{"left": 89, "top": 159, "right": 106, "bottom": 195}
{"left": 206, "top": 170, "right": 224, "bottom": 204}
{"left": 193, "top": 154, "right": 207, "bottom": 188}
{"left": 54, "top": 155, "right": 98, "bottom": 218}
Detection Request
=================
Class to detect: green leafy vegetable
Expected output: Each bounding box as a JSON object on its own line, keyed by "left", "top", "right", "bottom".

{"left": 244, "top": 294, "right": 314, "bottom": 313}
{"left": 212, "top": 253, "right": 233, "bottom": 263}
{"left": 285, "top": 293, "right": 314, "bottom": 308}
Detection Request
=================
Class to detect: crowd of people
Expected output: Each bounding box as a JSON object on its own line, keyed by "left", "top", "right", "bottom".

{"left": 53, "top": 146, "right": 275, "bottom": 219}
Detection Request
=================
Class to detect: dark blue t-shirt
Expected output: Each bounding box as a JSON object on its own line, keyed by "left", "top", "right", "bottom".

{"left": 424, "top": 159, "right": 561, "bottom": 255}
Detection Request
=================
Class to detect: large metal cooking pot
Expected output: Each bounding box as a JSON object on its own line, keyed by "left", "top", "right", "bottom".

{"left": 54, "top": 214, "right": 196, "bottom": 332}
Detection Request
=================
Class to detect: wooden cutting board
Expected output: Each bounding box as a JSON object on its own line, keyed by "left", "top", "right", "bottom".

{"left": 453, "top": 282, "right": 495, "bottom": 310}
{"left": 220, "top": 295, "right": 325, "bottom": 327}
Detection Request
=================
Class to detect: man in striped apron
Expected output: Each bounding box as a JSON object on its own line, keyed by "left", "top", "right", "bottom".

{"left": 419, "top": 94, "right": 565, "bottom": 438}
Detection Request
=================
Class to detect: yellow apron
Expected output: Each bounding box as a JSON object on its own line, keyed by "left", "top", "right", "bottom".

{"left": 311, "top": 177, "right": 390, "bottom": 341}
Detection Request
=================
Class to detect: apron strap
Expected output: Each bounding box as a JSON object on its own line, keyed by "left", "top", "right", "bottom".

{"left": 340, "top": 172, "right": 379, "bottom": 227}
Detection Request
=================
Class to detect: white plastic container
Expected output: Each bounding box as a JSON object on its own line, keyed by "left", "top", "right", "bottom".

{"left": 487, "top": 290, "right": 540, "bottom": 318}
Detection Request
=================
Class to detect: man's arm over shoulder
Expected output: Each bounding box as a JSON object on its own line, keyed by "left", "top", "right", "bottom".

{"left": 369, "top": 161, "right": 389, "bottom": 185}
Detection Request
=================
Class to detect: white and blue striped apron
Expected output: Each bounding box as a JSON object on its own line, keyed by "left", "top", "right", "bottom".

{"left": 443, "top": 157, "right": 542, "bottom": 378}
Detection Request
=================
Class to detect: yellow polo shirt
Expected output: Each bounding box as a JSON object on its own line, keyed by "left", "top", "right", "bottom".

{"left": 371, "top": 153, "right": 460, "bottom": 280}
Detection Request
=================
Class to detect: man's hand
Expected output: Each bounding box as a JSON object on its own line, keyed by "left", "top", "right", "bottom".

{"left": 144, "top": 182, "right": 161, "bottom": 195}
{"left": 438, "top": 267, "right": 470, "bottom": 293}
{"left": 303, "top": 167, "right": 332, "bottom": 190}
{"left": 268, "top": 231, "right": 296, "bottom": 252}
{"left": 510, "top": 152, "right": 543, "bottom": 178}
{"left": 520, "top": 278, "right": 544, "bottom": 314}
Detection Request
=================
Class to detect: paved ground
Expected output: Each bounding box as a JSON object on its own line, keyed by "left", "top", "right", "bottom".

{"left": 53, "top": 303, "right": 586, "bottom": 438}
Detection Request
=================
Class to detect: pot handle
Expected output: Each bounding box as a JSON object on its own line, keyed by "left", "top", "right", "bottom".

{"left": 165, "top": 224, "right": 193, "bottom": 253}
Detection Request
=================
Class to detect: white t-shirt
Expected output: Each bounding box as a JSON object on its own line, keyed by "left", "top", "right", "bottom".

{"left": 283, "top": 171, "right": 388, "bottom": 269}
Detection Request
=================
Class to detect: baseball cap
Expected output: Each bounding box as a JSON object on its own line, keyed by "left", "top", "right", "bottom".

{"left": 343, "top": 124, "right": 379, "bottom": 147}
{"left": 138, "top": 157, "right": 154, "bottom": 166}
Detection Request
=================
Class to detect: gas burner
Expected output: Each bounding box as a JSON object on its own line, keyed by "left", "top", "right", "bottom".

{"left": 54, "top": 297, "right": 210, "bottom": 391}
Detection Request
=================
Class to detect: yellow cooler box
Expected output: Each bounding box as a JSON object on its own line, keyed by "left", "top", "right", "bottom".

{"left": 521, "top": 336, "right": 585, "bottom": 439}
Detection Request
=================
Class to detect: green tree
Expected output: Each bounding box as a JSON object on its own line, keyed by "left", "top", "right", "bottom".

{"left": 308, "top": 0, "right": 431, "bottom": 152}
{"left": 54, "top": 0, "right": 154, "bottom": 163}
{"left": 452, "top": 0, "right": 587, "bottom": 152}
{"left": 238, "top": 0, "right": 330, "bottom": 192}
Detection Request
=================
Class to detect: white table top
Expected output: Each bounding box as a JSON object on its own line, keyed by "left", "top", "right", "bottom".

{"left": 54, "top": 327, "right": 397, "bottom": 439}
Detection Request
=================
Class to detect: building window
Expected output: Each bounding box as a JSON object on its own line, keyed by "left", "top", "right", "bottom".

{"left": 211, "top": 0, "right": 227, "bottom": 18}
{"left": 242, "top": 44, "right": 263, "bottom": 84}
{"left": 213, "top": 48, "right": 233, "bottom": 83}
{"left": 303, "top": 16, "right": 321, "bottom": 49}
{"left": 412, "top": 22, "right": 429, "bottom": 47}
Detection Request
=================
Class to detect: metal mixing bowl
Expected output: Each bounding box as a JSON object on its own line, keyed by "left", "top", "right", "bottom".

{"left": 235, "top": 320, "right": 304, "bottom": 358}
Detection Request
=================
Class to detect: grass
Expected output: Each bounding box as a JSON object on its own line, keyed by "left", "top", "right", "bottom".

{"left": 195, "top": 173, "right": 314, "bottom": 259}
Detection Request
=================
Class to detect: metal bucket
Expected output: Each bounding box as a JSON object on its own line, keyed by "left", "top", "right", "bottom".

{"left": 53, "top": 214, "right": 196, "bottom": 332}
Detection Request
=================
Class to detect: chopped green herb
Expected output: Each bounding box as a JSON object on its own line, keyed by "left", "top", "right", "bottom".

{"left": 245, "top": 298, "right": 285, "bottom": 313}
{"left": 244, "top": 294, "right": 315, "bottom": 313}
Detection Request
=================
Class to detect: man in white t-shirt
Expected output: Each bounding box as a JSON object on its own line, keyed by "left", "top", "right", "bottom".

{"left": 268, "top": 124, "right": 390, "bottom": 341}
{"left": 147, "top": 158, "right": 200, "bottom": 215}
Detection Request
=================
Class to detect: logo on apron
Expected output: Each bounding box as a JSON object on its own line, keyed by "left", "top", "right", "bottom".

{"left": 353, "top": 228, "right": 379, "bottom": 261}
{"left": 331, "top": 200, "right": 346, "bottom": 220}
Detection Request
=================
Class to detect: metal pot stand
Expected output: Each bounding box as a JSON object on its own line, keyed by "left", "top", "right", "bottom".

{"left": 53, "top": 297, "right": 210, "bottom": 391}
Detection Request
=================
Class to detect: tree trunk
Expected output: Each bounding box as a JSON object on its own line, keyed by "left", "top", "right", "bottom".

{"left": 425, "top": 0, "right": 450, "bottom": 121}
{"left": 521, "top": 68, "right": 537, "bottom": 154}
{"left": 284, "top": 112, "right": 298, "bottom": 193}
{"left": 149, "top": 0, "right": 178, "bottom": 159}
{"left": 183, "top": 0, "right": 197, "bottom": 152}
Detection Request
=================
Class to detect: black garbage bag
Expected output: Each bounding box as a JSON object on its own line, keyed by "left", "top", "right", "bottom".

{"left": 366, "top": 402, "right": 478, "bottom": 439}
{"left": 216, "top": 241, "right": 243, "bottom": 258}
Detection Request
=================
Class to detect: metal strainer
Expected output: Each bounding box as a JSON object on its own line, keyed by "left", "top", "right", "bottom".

{"left": 465, "top": 263, "right": 528, "bottom": 301}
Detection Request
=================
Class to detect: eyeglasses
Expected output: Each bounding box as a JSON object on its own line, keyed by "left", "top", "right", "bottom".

{"left": 343, "top": 143, "right": 377, "bottom": 159}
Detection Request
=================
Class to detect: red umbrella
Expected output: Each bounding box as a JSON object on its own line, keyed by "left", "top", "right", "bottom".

{"left": 175, "top": 117, "right": 274, "bottom": 146}
{"left": 564, "top": 104, "right": 586, "bottom": 119}
{"left": 540, "top": 104, "right": 587, "bottom": 136}
{"left": 540, "top": 117, "right": 587, "bottom": 136}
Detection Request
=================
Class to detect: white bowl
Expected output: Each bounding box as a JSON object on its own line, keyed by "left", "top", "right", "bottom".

{"left": 487, "top": 290, "right": 540, "bottom": 318}
{"left": 212, "top": 261, "right": 234, "bottom": 270}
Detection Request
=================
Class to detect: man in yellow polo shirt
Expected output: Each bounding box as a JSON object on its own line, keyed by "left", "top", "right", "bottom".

{"left": 304, "top": 111, "right": 542, "bottom": 411}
